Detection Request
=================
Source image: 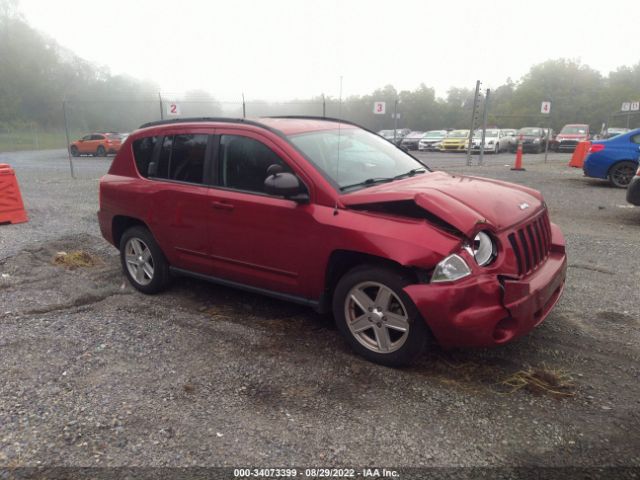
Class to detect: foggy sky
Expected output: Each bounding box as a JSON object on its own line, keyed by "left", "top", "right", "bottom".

{"left": 19, "top": 0, "right": 637, "bottom": 101}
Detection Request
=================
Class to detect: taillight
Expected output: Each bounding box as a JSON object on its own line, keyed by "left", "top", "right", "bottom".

{"left": 589, "top": 144, "right": 605, "bottom": 153}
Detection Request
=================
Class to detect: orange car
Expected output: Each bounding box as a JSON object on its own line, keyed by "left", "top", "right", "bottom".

{"left": 69, "top": 133, "right": 123, "bottom": 157}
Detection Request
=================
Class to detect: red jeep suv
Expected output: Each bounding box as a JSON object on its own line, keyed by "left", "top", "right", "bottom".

{"left": 98, "top": 117, "right": 567, "bottom": 366}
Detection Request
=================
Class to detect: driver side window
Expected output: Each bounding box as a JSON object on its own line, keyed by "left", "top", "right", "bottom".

{"left": 217, "top": 135, "right": 290, "bottom": 194}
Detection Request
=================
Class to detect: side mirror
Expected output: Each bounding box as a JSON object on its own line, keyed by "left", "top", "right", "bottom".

{"left": 264, "top": 168, "right": 308, "bottom": 202}
{"left": 147, "top": 161, "right": 158, "bottom": 177}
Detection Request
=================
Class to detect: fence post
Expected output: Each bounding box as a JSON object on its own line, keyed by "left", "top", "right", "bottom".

{"left": 479, "top": 89, "right": 490, "bottom": 166}
{"left": 62, "top": 100, "right": 75, "bottom": 179}
{"left": 466, "top": 80, "right": 481, "bottom": 166}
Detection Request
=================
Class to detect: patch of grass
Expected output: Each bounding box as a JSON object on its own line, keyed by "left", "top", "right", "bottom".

{"left": 53, "top": 250, "right": 101, "bottom": 269}
{"left": 500, "top": 366, "right": 577, "bottom": 398}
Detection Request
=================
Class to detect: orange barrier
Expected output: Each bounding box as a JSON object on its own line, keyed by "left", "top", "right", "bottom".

{"left": 0, "top": 163, "right": 28, "bottom": 225}
{"left": 569, "top": 141, "right": 591, "bottom": 168}
{"left": 511, "top": 137, "right": 525, "bottom": 171}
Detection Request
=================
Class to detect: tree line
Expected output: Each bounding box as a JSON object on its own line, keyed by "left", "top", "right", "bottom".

{"left": 1, "top": 0, "right": 639, "bottom": 139}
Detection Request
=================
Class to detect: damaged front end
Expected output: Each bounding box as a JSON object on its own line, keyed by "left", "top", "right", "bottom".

{"left": 341, "top": 186, "right": 567, "bottom": 348}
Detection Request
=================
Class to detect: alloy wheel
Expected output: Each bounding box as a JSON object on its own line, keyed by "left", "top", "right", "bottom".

{"left": 344, "top": 281, "right": 410, "bottom": 354}
{"left": 124, "top": 237, "right": 154, "bottom": 286}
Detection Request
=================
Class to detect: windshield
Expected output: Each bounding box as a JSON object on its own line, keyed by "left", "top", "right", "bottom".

{"left": 473, "top": 129, "right": 499, "bottom": 138}
{"left": 424, "top": 130, "right": 446, "bottom": 138}
{"left": 289, "top": 128, "right": 428, "bottom": 191}
{"left": 406, "top": 131, "right": 424, "bottom": 138}
{"left": 448, "top": 130, "right": 468, "bottom": 138}
{"left": 561, "top": 126, "right": 587, "bottom": 135}
{"left": 519, "top": 128, "right": 542, "bottom": 136}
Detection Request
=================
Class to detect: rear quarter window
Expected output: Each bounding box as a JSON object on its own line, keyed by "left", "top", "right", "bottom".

{"left": 132, "top": 136, "right": 159, "bottom": 177}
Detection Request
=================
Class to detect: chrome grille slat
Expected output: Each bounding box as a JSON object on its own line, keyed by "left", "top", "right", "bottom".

{"left": 508, "top": 211, "right": 552, "bottom": 276}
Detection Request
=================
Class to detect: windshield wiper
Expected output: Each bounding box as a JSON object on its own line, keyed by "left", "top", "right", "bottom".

{"left": 392, "top": 167, "right": 427, "bottom": 180}
{"left": 339, "top": 177, "right": 394, "bottom": 191}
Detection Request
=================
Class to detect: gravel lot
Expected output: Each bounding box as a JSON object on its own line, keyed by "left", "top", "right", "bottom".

{"left": 1, "top": 148, "right": 639, "bottom": 472}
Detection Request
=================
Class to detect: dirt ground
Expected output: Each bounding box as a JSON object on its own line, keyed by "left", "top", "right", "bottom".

{"left": 0, "top": 149, "right": 639, "bottom": 473}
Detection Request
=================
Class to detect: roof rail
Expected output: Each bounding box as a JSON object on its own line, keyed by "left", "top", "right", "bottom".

{"left": 267, "top": 115, "right": 361, "bottom": 128}
{"left": 138, "top": 117, "right": 265, "bottom": 129}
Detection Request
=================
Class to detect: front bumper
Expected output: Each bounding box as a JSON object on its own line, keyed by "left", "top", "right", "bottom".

{"left": 404, "top": 225, "right": 567, "bottom": 348}
{"left": 441, "top": 143, "right": 467, "bottom": 151}
{"left": 627, "top": 175, "right": 640, "bottom": 206}
{"left": 557, "top": 140, "right": 581, "bottom": 151}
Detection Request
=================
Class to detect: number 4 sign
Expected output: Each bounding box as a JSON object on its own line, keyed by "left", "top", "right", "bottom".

{"left": 541, "top": 101, "right": 551, "bottom": 114}
{"left": 167, "top": 103, "right": 181, "bottom": 116}
{"left": 373, "top": 101, "right": 386, "bottom": 114}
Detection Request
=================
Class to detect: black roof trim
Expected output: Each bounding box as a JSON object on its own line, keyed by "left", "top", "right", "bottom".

{"left": 266, "top": 115, "right": 361, "bottom": 127}
{"left": 138, "top": 117, "right": 266, "bottom": 130}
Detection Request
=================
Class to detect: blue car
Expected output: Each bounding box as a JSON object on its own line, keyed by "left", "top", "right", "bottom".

{"left": 583, "top": 128, "right": 640, "bottom": 187}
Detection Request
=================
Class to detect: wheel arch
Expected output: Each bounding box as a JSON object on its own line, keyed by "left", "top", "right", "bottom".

{"left": 112, "top": 215, "right": 149, "bottom": 248}
{"left": 318, "top": 249, "right": 427, "bottom": 313}
{"left": 607, "top": 158, "right": 638, "bottom": 176}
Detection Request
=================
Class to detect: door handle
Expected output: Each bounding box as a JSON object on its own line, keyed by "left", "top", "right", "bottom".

{"left": 211, "top": 200, "right": 234, "bottom": 211}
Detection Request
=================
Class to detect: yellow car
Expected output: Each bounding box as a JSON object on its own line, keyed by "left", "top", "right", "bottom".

{"left": 439, "top": 130, "right": 470, "bottom": 152}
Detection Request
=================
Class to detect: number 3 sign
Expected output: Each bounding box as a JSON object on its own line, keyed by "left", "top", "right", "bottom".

{"left": 373, "top": 101, "right": 386, "bottom": 114}
{"left": 167, "top": 103, "right": 181, "bottom": 116}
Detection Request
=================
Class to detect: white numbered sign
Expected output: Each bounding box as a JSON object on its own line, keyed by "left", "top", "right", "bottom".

{"left": 621, "top": 102, "right": 631, "bottom": 112}
{"left": 541, "top": 101, "right": 551, "bottom": 114}
{"left": 373, "top": 101, "right": 386, "bottom": 115}
{"left": 631, "top": 102, "right": 640, "bottom": 111}
{"left": 167, "top": 103, "right": 181, "bottom": 116}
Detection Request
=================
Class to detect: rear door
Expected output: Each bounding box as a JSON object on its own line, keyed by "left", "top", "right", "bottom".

{"left": 205, "top": 129, "right": 317, "bottom": 298}
{"left": 78, "top": 134, "right": 93, "bottom": 154}
{"left": 140, "top": 128, "right": 218, "bottom": 275}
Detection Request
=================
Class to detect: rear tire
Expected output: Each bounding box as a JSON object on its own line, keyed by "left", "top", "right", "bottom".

{"left": 70, "top": 146, "right": 79, "bottom": 157}
{"left": 608, "top": 161, "right": 636, "bottom": 188}
{"left": 332, "top": 265, "right": 430, "bottom": 367}
{"left": 96, "top": 145, "right": 106, "bottom": 157}
{"left": 119, "top": 226, "right": 171, "bottom": 294}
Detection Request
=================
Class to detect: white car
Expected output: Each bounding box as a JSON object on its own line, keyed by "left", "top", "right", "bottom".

{"left": 418, "top": 130, "right": 448, "bottom": 151}
{"left": 470, "top": 128, "right": 511, "bottom": 153}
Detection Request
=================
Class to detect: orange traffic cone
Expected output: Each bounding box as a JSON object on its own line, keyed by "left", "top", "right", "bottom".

{"left": 511, "top": 136, "right": 526, "bottom": 171}
{"left": 0, "top": 163, "right": 28, "bottom": 225}
{"left": 568, "top": 141, "right": 591, "bottom": 168}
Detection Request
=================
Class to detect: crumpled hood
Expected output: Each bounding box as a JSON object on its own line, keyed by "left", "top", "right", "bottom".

{"left": 340, "top": 171, "right": 544, "bottom": 237}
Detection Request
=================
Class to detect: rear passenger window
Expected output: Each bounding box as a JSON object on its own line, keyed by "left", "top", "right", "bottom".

{"left": 132, "top": 136, "right": 159, "bottom": 178}
{"left": 632, "top": 134, "right": 640, "bottom": 144}
{"left": 218, "top": 135, "right": 289, "bottom": 193}
{"left": 156, "top": 134, "right": 208, "bottom": 184}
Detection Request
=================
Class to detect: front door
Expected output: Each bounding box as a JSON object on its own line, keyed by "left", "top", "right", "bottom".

{"left": 206, "top": 130, "right": 317, "bottom": 298}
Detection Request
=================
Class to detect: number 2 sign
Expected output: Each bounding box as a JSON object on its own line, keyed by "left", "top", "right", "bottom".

{"left": 167, "top": 103, "right": 181, "bottom": 116}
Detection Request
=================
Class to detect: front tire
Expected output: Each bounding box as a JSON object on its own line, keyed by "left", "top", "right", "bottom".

{"left": 332, "top": 265, "right": 429, "bottom": 367}
{"left": 70, "top": 146, "right": 79, "bottom": 157}
{"left": 608, "top": 161, "right": 636, "bottom": 188}
{"left": 119, "top": 226, "right": 171, "bottom": 294}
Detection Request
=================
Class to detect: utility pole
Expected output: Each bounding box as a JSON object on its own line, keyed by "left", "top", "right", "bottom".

{"left": 322, "top": 93, "right": 326, "bottom": 117}
{"left": 479, "top": 88, "right": 490, "bottom": 166}
{"left": 62, "top": 100, "right": 75, "bottom": 179}
{"left": 466, "top": 80, "right": 481, "bottom": 166}
{"left": 242, "top": 93, "right": 246, "bottom": 118}
{"left": 158, "top": 92, "right": 164, "bottom": 120}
